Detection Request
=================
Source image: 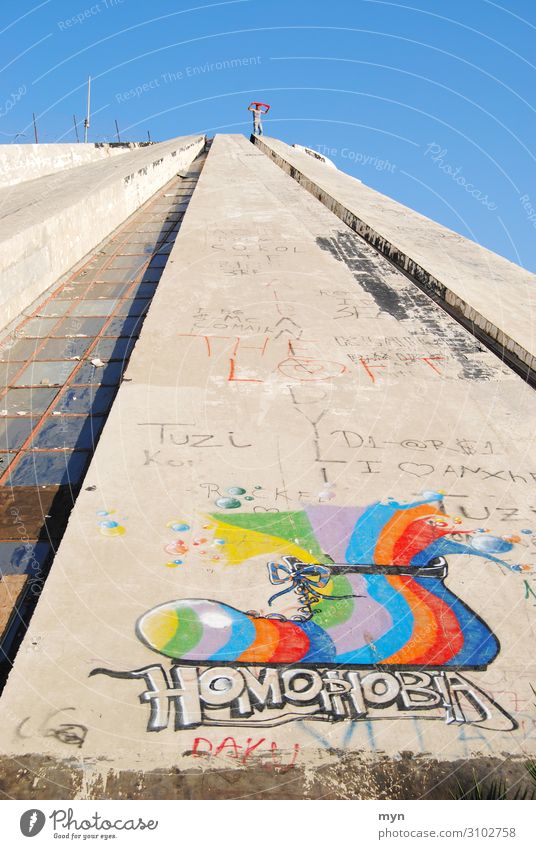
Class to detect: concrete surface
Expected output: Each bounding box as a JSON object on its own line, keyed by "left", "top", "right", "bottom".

{"left": 253, "top": 135, "right": 536, "bottom": 378}
{"left": 0, "top": 165, "right": 206, "bottom": 687}
{"left": 0, "top": 134, "right": 205, "bottom": 332}
{"left": 1, "top": 134, "right": 536, "bottom": 799}
{"left": 0, "top": 143, "right": 135, "bottom": 190}
{"left": 0, "top": 575, "right": 27, "bottom": 634}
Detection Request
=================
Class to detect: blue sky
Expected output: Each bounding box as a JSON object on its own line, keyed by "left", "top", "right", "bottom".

{"left": 1, "top": 0, "right": 536, "bottom": 271}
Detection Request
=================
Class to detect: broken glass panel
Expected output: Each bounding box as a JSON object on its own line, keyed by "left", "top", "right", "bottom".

{"left": 35, "top": 300, "right": 72, "bottom": 318}
{"left": 0, "top": 418, "right": 37, "bottom": 450}
{"left": 102, "top": 316, "right": 143, "bottom": 337}
{"left": 141, "top": 268, "right": 162, "bottom": 283}
{"left": 72, "top": 254, "right": 109, "bottom": 278}
{"left": 135, "top": 223, "right": 167, "bottom": 235}
{"left": 53, "top": 385, "right": 117, "bottom": 415}
{"left": 17, "top": 317, "right": 60, "bottom": 338}
{"left": 123, "top": 281, "right": 156, "bottom": 299}
{"left": 34, "top": 338, "right": 93, "bottom": 360}
{"left": 83, "top": 282, "right": 131, "bottom": 299}
{"left": 114, "top": 299, "right": 150, "bottom": 317}
{"left": 15, "top": 361, "right": 77, "bottom": 387}
{"left": 109, "top": 255, "right": 147, "bottom": 271}
{"left": 0, "top": 542, "right": 51, "bottom": 578}
{"left": 53, "top": 316, "right": 107, "bottom": 337}
{"left": 90, "top": 337, "right": 136, "bottom": 361}
{"left": 0, "top": 452, "right": 17, "bottom": 474}
{"left": 71, "top": 361, "right": 124, "bottom": 386}
{"left": 157, "top": 241, "right": 175, "bottom": 255}
{"left": 0, "top": 362, "right": 20, "bottom": 387}
{"left": 95, "top": 268, "right": 142, "bottom": 284}
{"left": 71, "top": 299, "right": 118, "bottom": 316}
{"left": 7, "top": 450, "right": 91, "bottom": 486}
{"left": 122, "top": 242, "right": 155, "bottom": 255}
{"left": 31, "top": 415, "right": 105, "bottom": 450}
{"left": 1, "top": 387, "right": 59, "bottom": 416}
{"left": 0, "top": 339, "right": 41, "bottom": 362}
{"left": 149, "top": 254, "right": 169, "bottom": 268}
{"left": 121, "top": 236, "right": 159, "bottom": 248}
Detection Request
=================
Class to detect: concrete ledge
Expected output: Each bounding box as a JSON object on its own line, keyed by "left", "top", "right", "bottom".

{"left": 0, "top": 134, "right": 205, "bottom": 331}
{"left": 0, "top": 752, "right": 533, "bottom": 800}
{"left": 0, "top": 142, "right": 137, "bottom": 190}
{"left": 253, "top": 135, "right": 536, "bottom": 378}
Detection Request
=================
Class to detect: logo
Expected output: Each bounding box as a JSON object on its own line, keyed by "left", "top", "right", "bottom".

{"left": 20, "top": 810, "right": 46, "bottom": 837}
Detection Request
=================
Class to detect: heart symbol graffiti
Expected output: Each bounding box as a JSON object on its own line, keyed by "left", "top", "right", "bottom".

{"left": 398, "top": 462, "right": 435, "bottom": 477}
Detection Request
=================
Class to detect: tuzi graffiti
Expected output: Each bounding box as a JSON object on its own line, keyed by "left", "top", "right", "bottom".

{"left": 91, "top": 492, "right": 529, "bottom": 732}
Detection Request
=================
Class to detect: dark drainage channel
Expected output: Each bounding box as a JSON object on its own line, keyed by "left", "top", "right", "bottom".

{"left": 0, "top": 150, "right": 207, "bottom": 690}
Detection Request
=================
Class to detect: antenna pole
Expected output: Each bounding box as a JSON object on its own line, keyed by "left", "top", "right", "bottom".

{"left": 32, "top": 113, "right": 39, "bottom": 144}
{"left": 73, "top": 115, "right": 80, "bottom": 143}
{"left": 84, "top": 76, "right": 91, "bottom": 143}
{"left": 115, "top": 119, "right": 121, "bottom": 143}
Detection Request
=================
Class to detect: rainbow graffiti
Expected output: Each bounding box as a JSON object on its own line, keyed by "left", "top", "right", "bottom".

{"left": 137, "top": 494, "right": 529, "bottom": 669}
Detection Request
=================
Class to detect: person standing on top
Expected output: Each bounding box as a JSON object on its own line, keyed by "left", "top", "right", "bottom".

{"left": 248, "top": 101, "right": 270, "bottom": 136}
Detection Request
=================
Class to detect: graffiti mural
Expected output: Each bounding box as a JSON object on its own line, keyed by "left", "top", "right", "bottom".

{"left": 91, "top": 492, "right": 530, "bottom": 732}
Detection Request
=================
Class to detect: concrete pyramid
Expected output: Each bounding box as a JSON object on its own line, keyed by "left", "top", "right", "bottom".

{"left": 0, "top": 134, "right": 535, "bottom": 799}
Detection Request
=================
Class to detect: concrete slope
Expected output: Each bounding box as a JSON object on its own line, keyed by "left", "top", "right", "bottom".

{"left": 0, "top": 159, "right": 207, "bottom": 679}
{"left": 253, "top": 135, "right": 536, "bottom": 378}
{"left": 0, "top": 134, "right": 205, "bottom": 331}
{"left": 0, "top": 142, "right": 134, "bottom": 190}
{"left": 0, "top": 134, "right": 535, "bottom": 800}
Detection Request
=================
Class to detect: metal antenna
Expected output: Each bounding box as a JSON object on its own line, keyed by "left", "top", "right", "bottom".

{"left": 147, "top": 130, "right": 151, "bottom": 143}
{"left": 84, "top": 75, "right": 91, "bottom": 143}
{"left": 115, "top": 119, "right": 121, "bottom": 143}
{"left": 32, "top": 113, "right": 39, "bottom": 144}
{"left": 73, "top": 115, "right": 80, "bottom": 143}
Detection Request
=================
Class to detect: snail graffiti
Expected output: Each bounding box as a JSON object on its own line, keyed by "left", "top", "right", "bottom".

{"left": 91, "top": 493, "right": 530, "bottom": 731}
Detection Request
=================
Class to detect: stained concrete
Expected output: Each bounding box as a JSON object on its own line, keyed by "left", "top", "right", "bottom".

{"left": 0, "top": 143, "right": 133, "bottom": 190}
{"left": 0, "top": 134, "right": 535, "bottom": 799}
{"left": 253, "top": 135, "right": 536, "bottom": 378}
{"left": 0, "top": 134, "right": 205, "bottom": 331}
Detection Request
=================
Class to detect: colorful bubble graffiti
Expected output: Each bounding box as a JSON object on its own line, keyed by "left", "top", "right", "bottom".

{"left": 163, "top": 519, "right": 226, "bottom": 567}
{"left": 215, "top": 485, "right": 262, "bottom": 510}
{"left": 96, "top": 510, "right": 126, "bottom": 537}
